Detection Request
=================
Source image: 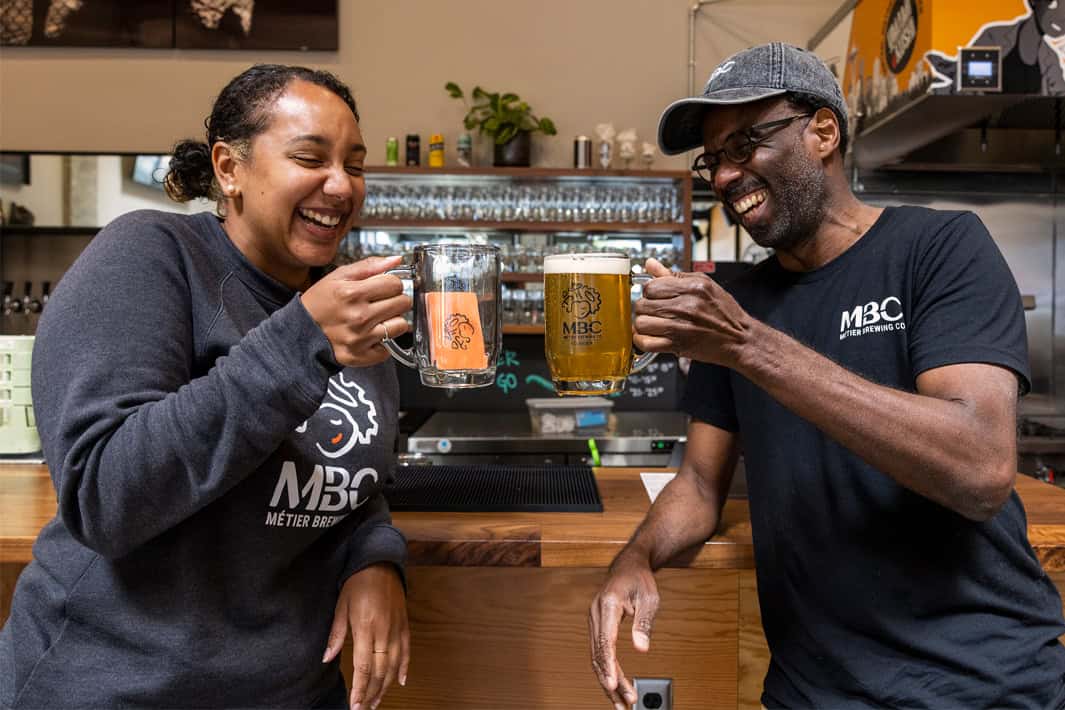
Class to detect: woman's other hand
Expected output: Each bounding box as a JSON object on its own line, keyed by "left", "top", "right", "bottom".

{"left": 321, "top": 563, "right": 410, "bottom": 710}
{"left": 302, "top": 255, "right": 412, "bottom": 368}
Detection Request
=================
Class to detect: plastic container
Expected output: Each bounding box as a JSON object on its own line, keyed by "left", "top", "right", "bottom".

{"left": 0, "top": 335, "right": 39, "bottom": 454}
{"left": 526, "top": 396, "right": 614, "bottom": 435}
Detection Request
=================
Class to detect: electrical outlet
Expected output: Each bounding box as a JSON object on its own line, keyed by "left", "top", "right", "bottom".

{"left": 633, "top": 677, "right": 672, "bottom": 710}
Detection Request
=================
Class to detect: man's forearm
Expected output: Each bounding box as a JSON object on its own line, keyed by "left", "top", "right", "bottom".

{"left": 620, "top": 471, "right": 723, "bottom": 571}
{"left": 733, "top": 321, "right": 1017, "bottom": 520}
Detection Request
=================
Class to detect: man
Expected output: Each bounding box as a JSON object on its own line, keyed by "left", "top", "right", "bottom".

{"left": 589, "top": 42, "right": 1065, "bottom": 709}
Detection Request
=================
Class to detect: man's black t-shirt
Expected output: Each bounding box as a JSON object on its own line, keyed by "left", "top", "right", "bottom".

{"left": 682, "top": 206, "right": 1065, "bottom": 708}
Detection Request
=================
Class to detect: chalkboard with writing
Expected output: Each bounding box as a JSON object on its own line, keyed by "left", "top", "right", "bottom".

{"left": 397, "top": 334, "right": 683, "bottom": 412}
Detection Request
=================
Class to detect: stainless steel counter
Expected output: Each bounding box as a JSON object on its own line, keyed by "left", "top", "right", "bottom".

{"left": 406, "top": 411, "right": 688, "bottom": 467}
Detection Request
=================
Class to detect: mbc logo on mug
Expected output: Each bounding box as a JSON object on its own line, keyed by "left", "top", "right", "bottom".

{"left": 544, "top": 252, "right": 656, "bottom": 396}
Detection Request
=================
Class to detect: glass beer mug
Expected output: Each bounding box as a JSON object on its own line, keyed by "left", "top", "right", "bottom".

{"left": 383, "top": 243, "right": 502, "bottom": 388}
{"left": 543, "top": 252, "right": 656, "bottom": 396}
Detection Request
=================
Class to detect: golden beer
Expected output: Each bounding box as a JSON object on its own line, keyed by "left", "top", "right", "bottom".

{"left": 544, "top": 253, "right": 649, "bottom": 396}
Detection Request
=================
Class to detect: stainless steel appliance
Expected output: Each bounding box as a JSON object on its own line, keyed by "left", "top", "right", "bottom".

{"left": 406, "top": 411, "right": 687, "bottom": 467}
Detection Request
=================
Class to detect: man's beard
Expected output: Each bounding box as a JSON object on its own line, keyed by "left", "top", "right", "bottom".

{"left": 746, "top": 149, "right": 829, "bottom": 253}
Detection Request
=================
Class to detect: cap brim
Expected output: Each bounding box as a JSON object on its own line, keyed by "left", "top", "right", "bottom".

{"left": 657, "top": 87, "right": 788, "bottom": 155}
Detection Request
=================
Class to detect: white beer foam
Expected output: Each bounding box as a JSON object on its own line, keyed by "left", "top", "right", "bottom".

{"left": 544, "top": 253, "right": 630, "bottom": 275}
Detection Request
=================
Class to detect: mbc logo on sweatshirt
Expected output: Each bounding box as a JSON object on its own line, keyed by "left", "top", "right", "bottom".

{"left": 265, "top": 373, "right": 382, "bottom": 529}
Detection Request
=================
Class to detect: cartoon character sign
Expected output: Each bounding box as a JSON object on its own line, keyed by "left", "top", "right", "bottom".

{"left": 295, "top": 372, "right": 379, "bottom": 459}
{"left": 926, "top": 1, "right": 1065, "bottom": 94}
{"left": 845, "top": 0, "right": 1065, "bottom": 124}
{"left": 561, "top": 283, "right": 603, "bottom": 320}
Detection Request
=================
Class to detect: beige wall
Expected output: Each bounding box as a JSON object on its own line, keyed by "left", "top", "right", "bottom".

{"left": 0, "top": 0, "right": 852, "bottom": 169}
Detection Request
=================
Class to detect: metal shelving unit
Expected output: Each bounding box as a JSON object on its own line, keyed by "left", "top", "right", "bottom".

{"left": 346, "top": 166, "right": 693, "bottom": 335}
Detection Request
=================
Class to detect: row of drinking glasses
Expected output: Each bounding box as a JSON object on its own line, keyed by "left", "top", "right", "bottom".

{"left": 501, "top": 275, "right": 656, "bottom": 327}
{"left": 335, "top": 238, "right": 682, "bottom": 274}
{"left": 498, "top": 244, "right": 682, "bottom": 272}
{"left": 360, "top": 183, "right": 682, "bottom": 224}
{"left": 502, "top": 287, "right": 545, "bottom": 325}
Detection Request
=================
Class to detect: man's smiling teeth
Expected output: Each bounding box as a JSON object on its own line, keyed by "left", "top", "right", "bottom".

{"left": 733, "top": 190, "right": 767, "bottom": 215}
{"left": 298, "top": 208, "right": 342, "bottom": 227}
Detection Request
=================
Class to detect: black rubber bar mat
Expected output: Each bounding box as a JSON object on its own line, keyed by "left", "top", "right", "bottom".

{"left": 384, "top": 465, "right": 603, "bottom": 513}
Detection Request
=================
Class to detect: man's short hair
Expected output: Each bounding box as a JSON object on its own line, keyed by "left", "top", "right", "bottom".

{"left": 785, "top": 91, "right": 848, "bottom": 157}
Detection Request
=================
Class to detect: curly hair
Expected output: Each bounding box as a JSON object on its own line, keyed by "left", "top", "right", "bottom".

{"left": 165, "top": 64, "right": 359, "bottom": 203}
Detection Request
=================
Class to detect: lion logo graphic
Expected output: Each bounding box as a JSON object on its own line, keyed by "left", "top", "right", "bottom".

{"left": 561, "top": 284, "right": 602, "bottom": 320}
{"left": 295, "top": 372, "right": 379, "bottom": 459}
{"left": 444, "top": 312, "right": 476, "bottom": 351}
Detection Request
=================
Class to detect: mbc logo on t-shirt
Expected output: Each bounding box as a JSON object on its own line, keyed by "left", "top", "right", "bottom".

{"left": 840, "top": 297, "right": 906, "bottom": 341}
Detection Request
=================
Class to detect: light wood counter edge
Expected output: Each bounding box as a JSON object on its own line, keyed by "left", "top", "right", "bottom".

{"left": 2, "top": 465, "right": 1063, "bottom": 570}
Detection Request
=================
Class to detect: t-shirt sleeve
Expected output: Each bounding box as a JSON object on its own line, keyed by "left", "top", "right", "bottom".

{"left": 908, "top": 211, "right": 1031, "bottom": 394}
{"left": 680, "top": 360, "right": 739, "bottom": 431}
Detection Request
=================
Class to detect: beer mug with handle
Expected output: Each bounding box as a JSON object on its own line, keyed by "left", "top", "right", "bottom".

{"left": 383, "top": 243, "right": 502, "bottom": 388}
{"left": 543, "top": 252, "right": 656, "bottom": 395}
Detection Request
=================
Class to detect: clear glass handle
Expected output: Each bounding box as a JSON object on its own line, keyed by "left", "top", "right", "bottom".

{"left": 630, "top": 272, "right": 658, "bottom": 374}
{"left": 381, "top": 265, "right": 417, "bottom": 369}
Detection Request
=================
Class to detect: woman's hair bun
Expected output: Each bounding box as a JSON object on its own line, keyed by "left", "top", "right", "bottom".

{"left": 164, "top": 140, "right": 215, "bottom": 202}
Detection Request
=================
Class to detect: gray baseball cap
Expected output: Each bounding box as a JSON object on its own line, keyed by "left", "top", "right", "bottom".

{"left": 658, "top": 42, "right": 847, "bottom": 155}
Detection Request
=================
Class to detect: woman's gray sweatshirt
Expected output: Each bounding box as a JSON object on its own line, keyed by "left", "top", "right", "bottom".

{"left": 0, "top": 210, "right": 406, "bottom": 708}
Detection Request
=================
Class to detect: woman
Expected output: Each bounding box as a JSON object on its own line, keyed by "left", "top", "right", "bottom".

{"left": 0, "top": 65, "right": 411, "bottom": 710}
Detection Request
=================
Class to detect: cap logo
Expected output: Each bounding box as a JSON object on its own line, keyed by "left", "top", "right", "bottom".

{"left": 708, "top": 60, "right": 736, "bottom": 86}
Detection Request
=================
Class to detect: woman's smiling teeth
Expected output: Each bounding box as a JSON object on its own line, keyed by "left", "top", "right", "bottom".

{"left": 297, "top": 207, "right": 343, "bottom": 228}
{"left": 733, "top": 189, "right": 767, "bottom": 215}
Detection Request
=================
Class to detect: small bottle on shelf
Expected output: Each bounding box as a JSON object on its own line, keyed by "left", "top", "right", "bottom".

{"left": 428, "top": 134, "right": 445, "bottom": 167}
{"left": 405, "top": 134, "right": 420, "bottom": 166}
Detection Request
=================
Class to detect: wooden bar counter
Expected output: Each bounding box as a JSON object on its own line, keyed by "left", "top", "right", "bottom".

{"left": 2, "top": 465, "right": 1064, "bottom": 709}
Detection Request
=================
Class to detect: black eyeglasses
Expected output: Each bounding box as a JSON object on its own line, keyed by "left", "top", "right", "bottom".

{"left": 691, "top": 113, "right": 813, "bottom": 183}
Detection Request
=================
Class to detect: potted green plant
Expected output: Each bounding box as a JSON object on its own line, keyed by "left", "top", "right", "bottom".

{"left": 445, "top": 83, "right": 557, "bottom": 167}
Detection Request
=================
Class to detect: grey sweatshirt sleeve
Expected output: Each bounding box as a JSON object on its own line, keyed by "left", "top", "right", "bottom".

{"left": 32, "top": 215, "right": 338, "bottom": 559}
{"left": 341, "top": 494, "right": 409, "bottom": 592}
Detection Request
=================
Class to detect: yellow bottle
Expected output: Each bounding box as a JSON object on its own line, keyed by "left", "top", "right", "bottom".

{"left": 428, "top": 133, "right": 445, "bottom": 167}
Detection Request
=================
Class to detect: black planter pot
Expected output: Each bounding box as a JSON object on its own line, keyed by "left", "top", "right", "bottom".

{"left": 493, "top": 131, "right": 532, "bottom": 167}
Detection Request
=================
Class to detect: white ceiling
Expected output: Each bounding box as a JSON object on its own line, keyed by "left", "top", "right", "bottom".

{"left": 689, "top": 0, "right": 855, "bottom": 90}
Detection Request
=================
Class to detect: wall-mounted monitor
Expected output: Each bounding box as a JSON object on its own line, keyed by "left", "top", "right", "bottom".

{"left": 0, "top": 153, "right": 31, "bottom": 185}
{"left": 130, "top": 155, "right": 170, "bottom": 191}
{"left": 957, "top": 47, "right": 1002, "bottom": 93}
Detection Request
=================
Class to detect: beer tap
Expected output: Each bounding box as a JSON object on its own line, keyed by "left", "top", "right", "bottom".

{"left": 41, "top": 281, "right": 51, "bottom": 309}
{"left": 2, "top": 281, "right": 22, "bottom": 316}
{"left": 22, "top": 281, "right": 41, "bottom": 315}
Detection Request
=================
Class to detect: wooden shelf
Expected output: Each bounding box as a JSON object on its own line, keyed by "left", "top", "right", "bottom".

{"left": 503, "top": 324, "right": 544, "bottom": 334}
{"left": 356, "top": 167, "right": 695, "bottom": 272}
{"left": 352, "top": 219, "right": 685, "bottom": 233}
{"left": 501, "top": 272, "right": 544, "bottom": 282}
